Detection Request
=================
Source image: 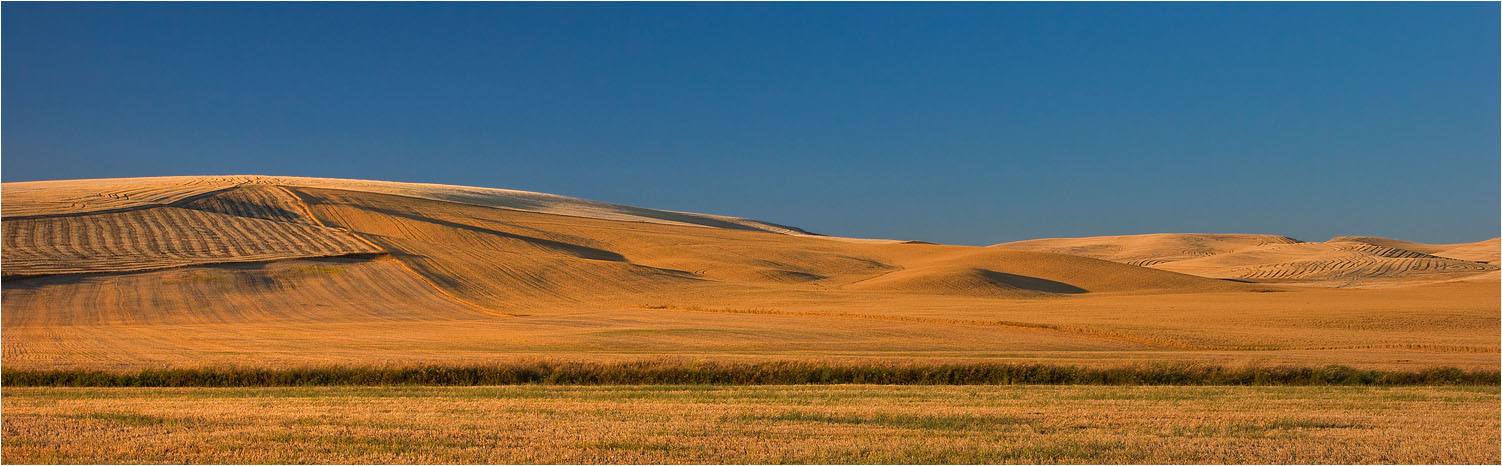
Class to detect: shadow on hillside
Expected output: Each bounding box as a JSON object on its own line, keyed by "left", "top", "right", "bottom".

{"left": 340, "top": 203, "right": 629, "bottom": 262}
{"left": 977, "top": 270, "right": 1088, "bottom": 294}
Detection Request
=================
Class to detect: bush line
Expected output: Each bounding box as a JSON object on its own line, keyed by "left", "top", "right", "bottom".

{"left": 3, "top": 362, "right": 1496, "bottom": 387}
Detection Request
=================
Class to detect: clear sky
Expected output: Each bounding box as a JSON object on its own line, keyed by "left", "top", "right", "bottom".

{"left": 3, "top": 2, "right": 1497, "bottom": 245}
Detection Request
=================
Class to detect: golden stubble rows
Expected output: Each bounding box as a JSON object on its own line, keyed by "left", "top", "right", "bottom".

{"left": 3, "top": 385, "right": 1497, "bottom": 464}
{"left": 1, "top": 206, "right": 378, "bottom": 277}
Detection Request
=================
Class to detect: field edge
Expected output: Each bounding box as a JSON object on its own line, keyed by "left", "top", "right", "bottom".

{"left": 5, "top": 361, "right": 1497, "bottom": 387}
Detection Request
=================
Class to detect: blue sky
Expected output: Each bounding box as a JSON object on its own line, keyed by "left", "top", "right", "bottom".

{"left": 4, "top": 2, "right": 1497, "bottom": 245}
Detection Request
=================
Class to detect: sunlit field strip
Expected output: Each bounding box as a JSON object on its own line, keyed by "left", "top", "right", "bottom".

{"left": 3, "top": 385, "right": 1497, "bottom": 463}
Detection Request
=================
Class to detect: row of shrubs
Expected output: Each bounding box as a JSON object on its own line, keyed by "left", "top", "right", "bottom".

{"left": 4, "top": 362, "right": 1496, "bottom": 387}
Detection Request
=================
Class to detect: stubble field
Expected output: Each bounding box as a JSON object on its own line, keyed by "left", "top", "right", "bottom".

{"left": 2, "top": 176, "right": 1497, "bottom": 464}
{"left": 3, "top": 385, "right": 1497, "bottom": 464}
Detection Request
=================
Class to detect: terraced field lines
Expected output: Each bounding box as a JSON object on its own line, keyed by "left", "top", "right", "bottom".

{"left": 1239, "top": 257, "right": 1493, "bottom": 281}
{"left": 2, "top": 207, "right": 380, "bottom": 277}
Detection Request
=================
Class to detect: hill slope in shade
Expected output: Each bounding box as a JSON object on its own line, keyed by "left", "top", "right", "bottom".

{"left": 290, "top": 185, "right": 1238, "bottom": 307}
{"left": 1, "top": 176, "right": 1496, "bottom": 371}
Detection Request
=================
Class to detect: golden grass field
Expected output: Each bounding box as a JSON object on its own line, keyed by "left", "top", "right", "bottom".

{"left": 2, "top": 175, "right": 1498, "bottom": 463}
{"left": 3, "top": 385, "right": 1497, "bottom": 463}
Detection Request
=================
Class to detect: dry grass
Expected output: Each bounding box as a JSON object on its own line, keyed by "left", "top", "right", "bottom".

{"left": 3, "top": 385, "right": 1497, "bottom": 464}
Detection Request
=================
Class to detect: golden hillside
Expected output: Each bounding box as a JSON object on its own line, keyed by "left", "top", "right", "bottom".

{"left": 996, "top": 233, "right": 1498, "bottom": 286}
{"left": 2, "top": 176, "right": 1496, "bottom": 370}
{"left": 993, "top": 233, "right": 1301, "bottom": 266}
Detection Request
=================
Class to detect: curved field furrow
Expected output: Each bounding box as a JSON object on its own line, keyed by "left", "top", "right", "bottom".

{"left": 182, "top": 186, "right": 321, "bottom": 225}
{"left": 1, "top": 207, "right": 380, "bottom": 277}
{"left": 1330, "top": 242, "right": 1440, "bottom": 259}
{"left": 1234, "top": 257, "right": 1495, "bottom": 281}
{"left": 291, "top": 187, "right": 705, "bottom": 308}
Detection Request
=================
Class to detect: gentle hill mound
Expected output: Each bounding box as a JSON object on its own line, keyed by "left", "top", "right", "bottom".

{"left": 291, "top": 186, "right": 1228, "bottom": 305}
{"left": 1330, "top": 236, "right": 1499, "bottom": 264}
{"left": 1153, "top": 241, "right": 1496, "bottom": 284}
{"left": 264, "top": 176, "right": 812, "bottom": 235}
{"left": 2, "top": 175, "right": 809, "bottom": 235}
{"left": 993, "top": 233, "right": 1497, "bottom": 286}
{"left": 1434, "top": 238, "right": 1501, "bottom": 264}
{"left": 993, "top": 233, "right": 1300, "bottom": 266}
{"left": 847, "top": 247, "right": 1239, "bottom": 297}
{"left": 2, "top": 176, "right": 1496, "bottom": 371}
{"left": 1, "top": 176, "right": 1243, "bottom": 313}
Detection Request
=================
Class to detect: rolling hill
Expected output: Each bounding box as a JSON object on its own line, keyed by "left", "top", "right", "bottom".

{"left": 992, "top": 233, "right": 1302, "bottom": 266}
{"left": 2, "top": 176, "right": 1496, "bottom": 371}
{"left": 995, "top": 233, "right": 1498, "bottom": 286}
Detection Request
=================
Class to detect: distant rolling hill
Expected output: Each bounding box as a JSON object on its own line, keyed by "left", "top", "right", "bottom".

{"left": 992, "top": 233, "right": 1302, "bottom": 267}
{"left": 2, "top": 176, "right": 1496, "bottom": 371}
{"left": 995, "top": 233, "right": 1498, "bottom": 286}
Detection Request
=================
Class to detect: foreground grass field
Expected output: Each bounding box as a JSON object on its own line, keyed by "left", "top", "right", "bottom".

{"left": 4, "top": 385, "right": 1497, "bottom": 464}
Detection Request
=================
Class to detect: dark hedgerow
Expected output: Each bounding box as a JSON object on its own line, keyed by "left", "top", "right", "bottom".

{"left": 2, "top": 362, "right": 1496, "bottom": 387}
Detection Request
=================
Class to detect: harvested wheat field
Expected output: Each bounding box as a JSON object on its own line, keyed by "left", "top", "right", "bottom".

{"left": 2, "top": 175, "right": 1498, "bottom": 463}
{"left": 3, "top": 176, "right": 1497, "bottom": 371}
{"left": 3, "top": 385, "right": 1497, "bottom": 464}
{"left": 996, "top": 233, "right": 1500, "bottom": 287}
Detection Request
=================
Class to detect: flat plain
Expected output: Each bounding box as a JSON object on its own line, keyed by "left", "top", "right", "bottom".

{"left": 2, "top": 175, "right": 1497, "bottom": 463}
